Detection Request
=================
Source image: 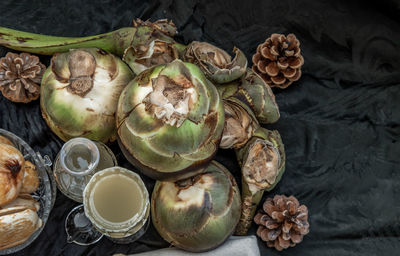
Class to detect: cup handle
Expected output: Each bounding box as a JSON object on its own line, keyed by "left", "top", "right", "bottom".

{"left": 36, "top": 152, "right": 57, "bottom": 210}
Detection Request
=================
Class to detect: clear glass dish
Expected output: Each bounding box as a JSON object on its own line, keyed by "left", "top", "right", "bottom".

{"left": 0, "top": 129, "right": 56, "bottom": 255}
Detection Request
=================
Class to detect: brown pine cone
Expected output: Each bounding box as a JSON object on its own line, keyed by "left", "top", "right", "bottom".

{"left": 0, "top": 52, "right": 46, "bottom": 103}
{"left": 252, "top": 34, "right": 304, "bottom": 89}
{"left": 254, "top": 195, "right": 309, "bottom": 251}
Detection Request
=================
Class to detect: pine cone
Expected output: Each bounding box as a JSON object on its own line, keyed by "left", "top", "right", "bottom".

{"left": 254, "top": 195, "right": 309, "bottom": 251}
{"left": 252, "top": 34, "right": 304, "bottom": 89}
{"left": 0, "top": 52, "right": 46, "bottom": 103}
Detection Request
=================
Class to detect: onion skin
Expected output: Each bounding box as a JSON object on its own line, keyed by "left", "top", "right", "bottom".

{"left": 151, "top": 161, "right": 241, "bottom": 252}
{"left": 41, "top": 48, "right": 134, "bottom": 143}
{"left": 116, "top": 60, "right": 225, "bottom": 181}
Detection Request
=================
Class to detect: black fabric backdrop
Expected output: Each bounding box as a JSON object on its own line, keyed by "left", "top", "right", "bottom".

{"left": 1, "top": 0, "right": 400, "bottom": 255}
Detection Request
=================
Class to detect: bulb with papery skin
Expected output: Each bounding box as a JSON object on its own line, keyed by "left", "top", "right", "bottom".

{"left": 151, "top": 160, "right": 241, "bottom": 252}
{"left": 116, "top": 59, "right": 225, "bottom": 181}
{"left": 234, "top": 128, "right": 286, "bottom": 236}
{"left": 40, "top": 48, "right": 134, "bottom": 143}
{"left": 217, "top": 68, "right": 280, "bottom": 124}
{"left": 184, "top": 41, "right": 247, "bottom": 84}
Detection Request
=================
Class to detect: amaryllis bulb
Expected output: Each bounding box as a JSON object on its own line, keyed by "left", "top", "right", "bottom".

{"left": 151, "top": 161, "right": 241, "bottom": 252}
{"left": 216, "top": 68, "right": 281, "bottom": 124}
{"left": 117, "top": 59, "right": 225, "bottom": 181}
{"left": 234, "top": 128, "right": 286, "bottom": 236}
{"left": 184, "top": 41, "right": 247, "bottom": 84}
{"left": 41, "top": 48, "right": 134, "bottom": 143}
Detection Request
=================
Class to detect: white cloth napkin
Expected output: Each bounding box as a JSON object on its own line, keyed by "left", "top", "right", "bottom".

{"left": 114, "top": 235, "right": 260, "bottom": 256}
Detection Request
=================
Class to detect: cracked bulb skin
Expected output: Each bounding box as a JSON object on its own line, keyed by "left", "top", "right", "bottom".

{"left": 40, "top": 48, "right": 134, "bottom": 143}
{"left": 151, "top": 161, "right": 241, "bottom": 252}
{"left": 220, "top": 98, "right": 259, "bottom": 149}
{"left": 116, "top": 60, "right": 225, "bottom": 181}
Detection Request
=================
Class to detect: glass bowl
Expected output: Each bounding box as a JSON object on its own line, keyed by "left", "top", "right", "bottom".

{"left": 0, "top": 129, "right": 57, "bottom": 255}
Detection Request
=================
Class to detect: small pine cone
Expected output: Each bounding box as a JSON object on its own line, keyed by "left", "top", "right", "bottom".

{"left": 252, "top": 34, "right": 304, "bottom": 89}
{"left": 254, "top": 195, "right": 309, "bottom": 251}
{"left": 0, "top": 52, "right": 46, "bottom": 103}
